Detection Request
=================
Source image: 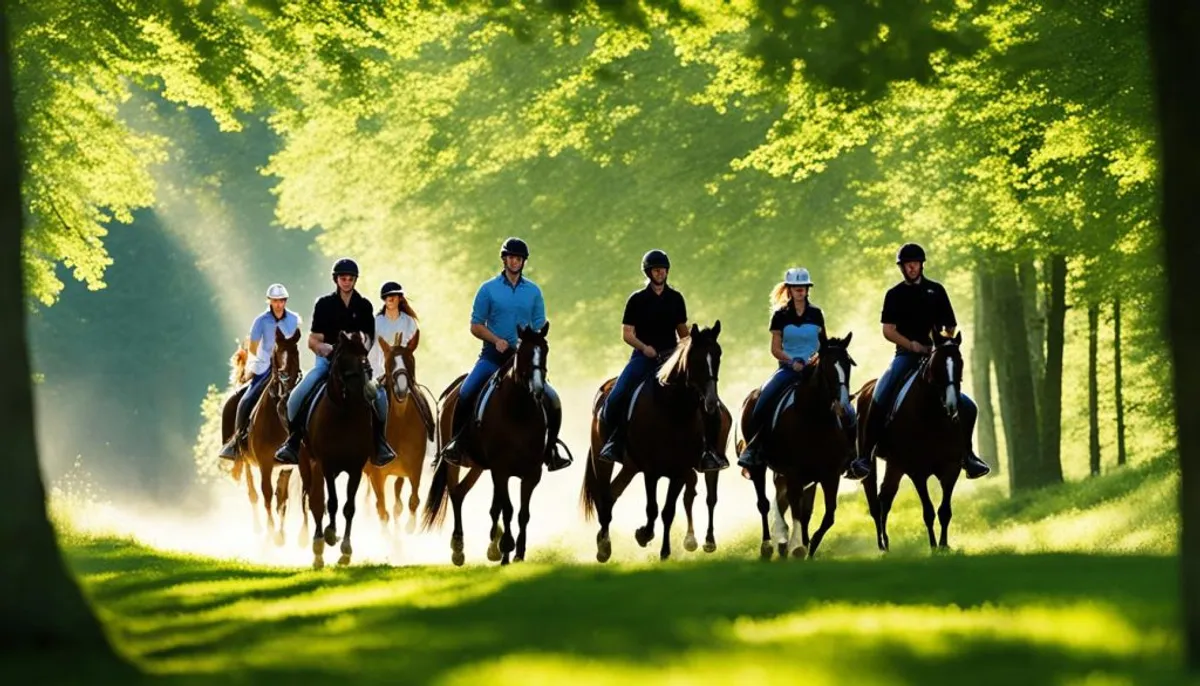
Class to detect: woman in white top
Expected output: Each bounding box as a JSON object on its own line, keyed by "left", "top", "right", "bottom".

{"left": 369, "top": 280, "right": 420, "bottom": 377}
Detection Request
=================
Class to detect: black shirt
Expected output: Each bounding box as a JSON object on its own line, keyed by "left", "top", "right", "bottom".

{"left": 622, "top": 284, "right": 688, "bottom": 353}
{"left": 311, "top": 290, "right": 375, "bottom": 343}
{"left": 880, "top": 278, "right": 957, "bottom": 351}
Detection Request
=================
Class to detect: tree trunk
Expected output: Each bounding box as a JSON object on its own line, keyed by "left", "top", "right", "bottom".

{"left": 1040, "top": 254, "right": 1067, "bottom": 484}
{"left": 987, "top": 258, "right": 1048, "bottom": 492}
{"left": 1088, "top": 303, "right": 1101, "bottom": 476}
{"left": 972, "top": 266, "right": 1000, "bottom": 474}
{"left": 1018, "top": 259, "right": 1045, "bottom": 422}
{"left": 0, "top": 10, "right": 115, "bottom": 655}
{"left": 1114, "top": 296, "right": 1128, "bottom": 467}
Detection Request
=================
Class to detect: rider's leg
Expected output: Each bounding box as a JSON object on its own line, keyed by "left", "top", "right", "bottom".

{"left": 957, "top": 392, "right": 990, "bottom": 479}
{"left": 846, "top": 352, "right": 920, "bottom": 480}
{"left": 737, "top": 364, "right": 800, "bottom": 469}
{"left": 541, "top": 383, "right": 572, "bottom": 471}
{"left": 219, "top": 374, "right": 265, "bottom": 460}
{"left": 439, "top": 352, "right": 502, "bottom": 465}
{"left": 370, "top": 385, "right": 396, "bottom": 467}
{"left": 598, "top": 352, "right": 657, "bottom": 463}
{"left": 274, "top": 356, "right": 330, "bottom": 464}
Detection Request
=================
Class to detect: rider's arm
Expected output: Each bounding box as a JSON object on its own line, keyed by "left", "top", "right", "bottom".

{"left": 882, "top": 323, "right": 922, "bottom": 353}
{"left": 309, "top": 332, "right": 328, "bottom": 356}
{"left": 470, "top": 322, "right": 504, "bottom": 346}
{"left": 675, "top": 323, "right": 690, "bottom": 340}
{"left": 770, "top": 330, "right": 789, "bottom": 363}
{"left": 623, "top": 325, "right": 651, "bottom": 354}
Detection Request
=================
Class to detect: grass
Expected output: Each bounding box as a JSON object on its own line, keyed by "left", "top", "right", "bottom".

{"left": 17, "top": 456, "right": 1191, "bottom": 685}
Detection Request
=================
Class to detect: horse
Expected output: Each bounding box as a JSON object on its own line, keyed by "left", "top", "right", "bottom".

{"left": 222, "top": 330, "right": 302, "bottom": 545}
{"left": 423, "top": 322, "right": 553, "bottom": 566}
{"left": 364, "top": 334, "right": 435, "bottom": 536}
{"left": 298, "top": 331, "right": 375, "bottom": 569}
{"left": 858, "top": 329, "right": 965, "bottom": 552}
{"left": 736, "top": 334, "right": 856, "bottom": 560}
{"left": 581, "top": 322, "right": 727, "bottom": 562}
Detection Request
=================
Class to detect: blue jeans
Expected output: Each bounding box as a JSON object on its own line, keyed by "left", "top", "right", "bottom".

{"left": 235, "top": 371, "right": 270, "bottom": 433}
{"left": 875, "top": 351, "right": 977, "bottom": 424}
{"left": 748, "top": 363, "right": 804, "bottom": 436}
{"left": 602, "top": 350, "right": 661, "bottom": 427}
{"left": 286, "top": 355, "right": 387, "bottom": 425}
{"left": 460, "top": 348, "right": 507, "bottom": 408}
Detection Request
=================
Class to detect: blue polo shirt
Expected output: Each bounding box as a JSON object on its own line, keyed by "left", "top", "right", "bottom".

{"left": 248, "top": 309, "right": 302, "bottom": 375}
{"left": 471, "top": 272, "right": 546, "bottom": 353}
{"left": 770, "top": 303, "right": 825, "bottom": 362}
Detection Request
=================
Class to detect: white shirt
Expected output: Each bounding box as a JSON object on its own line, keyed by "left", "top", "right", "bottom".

{"left": 369, "top": 311, "right": 418, "bottom": 375}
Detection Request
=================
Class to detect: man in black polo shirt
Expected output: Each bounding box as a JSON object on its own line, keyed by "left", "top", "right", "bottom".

{"left": 597, "top": 249, "right": 727, "bottom": 472}
{"left": 845, "top": 243, "right": 990, "bottom": 480}
{"left": 274, "top": 257, "right": 396, "bottom": 467}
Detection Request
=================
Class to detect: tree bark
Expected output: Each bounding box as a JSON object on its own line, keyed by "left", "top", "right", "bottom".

{"left": 1088, "top": 303, "right": 1101, "bottom": 477}
{"left": 988, "top": 257, "right": 1049, "bottom": 491}
{"left": 1018, "top": 259, "right": 1045, "bottom": 422}
{"left": 1146, "top": 1, "right": 1197, "bottom": 672}
{"left": 1040, "top": 254, "right": 1067, "bottom": 484}
{"left": 1114, "top": 296, "right": 1128, "bottom": 467}
{"left": 0, "top": 8, "right": 115, "bottom": 655}
{"left": 972, "top": 266, "right": 1000, "bottom": 473}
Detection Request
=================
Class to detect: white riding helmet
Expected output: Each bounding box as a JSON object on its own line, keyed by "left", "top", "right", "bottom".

{"left": 265, "top": 283, "right": 290, "bottom": 299}
{"left": 784, "top": 267, "right": 814, "bottom": 287}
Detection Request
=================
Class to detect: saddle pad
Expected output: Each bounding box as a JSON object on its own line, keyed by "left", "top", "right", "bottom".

{"left": 474, "top": 368, "right": 504, "bottom": 424}
{"left": 771, "top": 387, "right": 797, "bottom": 432}
{"left": 303, "top": 383, "right": 328, "bottom": 432}
{"left": 889, "top": 369, "right": 920, "bottom": 423}
{"left": 627, "top": 378, "right": 649, "bottom": 422}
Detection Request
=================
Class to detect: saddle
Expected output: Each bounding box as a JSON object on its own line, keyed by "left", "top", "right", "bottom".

{"left": 885, "top": 357, "right": 929, "bottom": 426}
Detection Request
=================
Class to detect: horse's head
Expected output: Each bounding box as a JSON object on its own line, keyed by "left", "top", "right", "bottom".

{"left": 330, "top": 331, "right": 371, "bottom": 405}
{"left": 925, "top": 328, "right": 964, "bottom": 420}
{"left": 271, "top": 328, "right": 302, "bottom": 399}
{"left": 658, "top": 321, "right": 722, "bottom": 414}
{"left": 513, "top": 322, "right": 550, "bottom": 402}
{"left": 818, "top": 332, "right": 856, "bottom": 420}
{"left": 378, "top": 333, "right": 417, "bottom": 402}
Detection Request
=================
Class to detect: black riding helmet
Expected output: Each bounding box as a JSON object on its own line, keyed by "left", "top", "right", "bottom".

{"left": 379, "top": 281, "right": 404, "bottom": 299}
{"left": 331, "top": 257, "right": 360, "bottom": 278}
{"left": 500, "top": 237, "right": 530, "bottom": 259}
{"left": 895, "top": 243, "right": 927, "bottom": 264}
{"left": 642, "top": 249, "right": 670, "bottom": 275}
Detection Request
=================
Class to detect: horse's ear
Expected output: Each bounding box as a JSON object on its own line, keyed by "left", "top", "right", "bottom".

{"left": 275, "top": 327, "right": 286, "bottom": 343}
{"left": 406, "top": 335, "right": 418, "bottom": 351}
{"left": 538, "top": 321, "right": 550, "bottom": 337}
{"left": 392, "top": 333, "right": 402, "bottom": 349}
{"left": 288, "top": 329, "right": 301, "bottom": 343}
{"left": 378, "top": 336, "right": 391, "bottom": 355}
{"left": 341, "top": 331, "right": 353, "bottom": 343}
{"left": 690, "top": 323, "right": 700, "bottom": 338}
{"left": 953, "top": 331, "right": 963, "bottom": 345}
{"left": 844, "top": 331, "right": 853, "bottom": 347}
{"left": 517, "top": 323, "right": 528, "bottom": 337}
{"left": 711, "top": 320, "right": 721, "bottom": 338}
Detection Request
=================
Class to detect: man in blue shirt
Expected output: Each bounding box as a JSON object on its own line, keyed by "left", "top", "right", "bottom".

{"left": 219, "top": 283, "right": 302, "bottom": 460}
{"left": 438, "top": 237, "right": 571, "bottom": 471}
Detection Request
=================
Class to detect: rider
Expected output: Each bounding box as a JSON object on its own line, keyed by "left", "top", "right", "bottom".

{"left": 218, "top": 283, "right": 301, "bottom": 460}
{"left": 845, "top": 243, "right": 990, "bottom": 481}
{"left": 273, "top": 258, "right": 396, "bottom": 467}
{"left": 735, "top": 267, "right": 856, "bottom": 469}
{"left": 367, "top": 280, "right": 420, "bottom": 378}
{"left": 436, "top": 237, "right": 572, "bottom": 472}
{"left": 597, "top": 249, "right": 728, "bottom": 472}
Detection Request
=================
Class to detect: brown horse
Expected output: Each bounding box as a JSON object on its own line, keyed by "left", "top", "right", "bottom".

{"left": 858, "top": 329, "right": 965, "bottom": 552}
{"left": 298, "top": 331, "right": 374, "bottom": 569}
{"left": 581, "top": 322, "right": 727, "bottom": 562}
{"left": 364, "top": 334, "right": 435, "bottom": 535}
{"left": 423, "top": 323, "right": 553, "bottom": 566}
{"left": 222, "top": 329, "right": 302, "bottom": 544}
{"left": 737, "top": 334, "right": 856, "bottom": 560}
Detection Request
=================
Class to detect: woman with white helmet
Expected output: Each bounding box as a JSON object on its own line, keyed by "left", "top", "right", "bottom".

{"left": 367, "top": 280, "right": 420, "bottom": 377}
{"left": 219, "top": 283, "right": 302, "bottom": 460}
{"left": 737, "top": 267, "right": 841, "bottom": 469}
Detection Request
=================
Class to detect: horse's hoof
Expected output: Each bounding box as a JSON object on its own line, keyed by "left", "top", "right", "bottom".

{"left": 487, "top": 541, "right": 502, "bottom": 562}
{"left": 313, "top": 556, "right": 324, "bottom": 570}
{"left": 597, "top": 537, "right": 612, "bottom": 563}
{"left": 513, "top": 554, "right": 524, "bottom": 563}
{"left": 451, "top": 551, "right": 465, "bottom": 567}
{"left": 273, "top": 531, "right": 285, "bottom": 547}
{"left": 760, "top": 541, "right": 774, "bottom": 560}
{"left": 659, "top": 551, "right": 671, "bottom": 562}
{"left": 341, "top": 542, "right": 353, "bottom": 556}
{"left": 791, "top": 545, "right": 808, "bottom": 559}
{"left": 405, "top": 518, "right": 417, "bottom": 535}
{"left": 703, "top": 540, "right": 717, "bottom": 554}
{"left": 337, "top": 554, "right": 351, "bottom": 567}
{"left": 683, "top": 533, "right": 698, "bottom": 552}
{"left": 500, "top": 534, "right": 515, "bottom": 555}
{"left": 635, "top": 527, "right": 654, "bottom": 548}
{"left": 451, "top": 534, "right": 464, "bottom": 554}
{"left": 501, "top": 554, "right": 510, "bottom": 566}
{"left": 323, "top": 528, "right": 340, "bottom": 546}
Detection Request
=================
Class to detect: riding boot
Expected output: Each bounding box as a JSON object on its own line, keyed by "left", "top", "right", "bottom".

{"left": 371, "top": 415, "right": 396, "bottom": 467}
{"left": 841, "top": 423, "right": 859, "bottom": 470}
{"left": 218, "top": 429, "right": 247, "bottom": 461}
{"left": 542, "top": 391, "right": 572, "bottom": 472}
{"left": 736, "top": 432, "right": 766, "bottom": 470}
{"left": 438, "top": 403, "right": 471, "bottom": 467}
{"left": 274, "top": 418, "right": 303, "bottom": 465}
{"left": 697, "top": 409, "right": 729, "bottom": 473}
{"left": 961, "top": 433, "right": 991, "bottom": 479}
{"left": 597, "top": 417, "right": 626, "bottom": 464}
{"left": 844, "top": 405, "right": 881, "bottom": 481}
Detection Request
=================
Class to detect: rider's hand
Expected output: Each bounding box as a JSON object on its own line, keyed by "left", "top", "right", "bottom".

{"left": 494, "top": 339, "right": 510, "bottom": 354}
{"left": 319, "top": 342, "right": 335, "bottom": 357}
{"left": 791, "top": 360, "right": 806, "bottom": 373}
{"left": 642, "top": 345, "right": 658, "bottom": 359}
{"left": 911, "top": 341, "right": 931, "bottom": 355}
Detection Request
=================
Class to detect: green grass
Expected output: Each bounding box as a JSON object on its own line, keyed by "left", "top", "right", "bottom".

{"left": 20, "top": 456, "right": 1192, "bottom": 685}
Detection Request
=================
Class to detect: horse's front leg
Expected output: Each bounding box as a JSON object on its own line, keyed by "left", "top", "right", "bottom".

{"left": 937, "top": 468, "right": 960, "bottom": 550}
{"left": 659, "top": 476, "right": 686, "bottom": 561}
{"left": 635, "top": 473, "right": 659, "bottom": 548}
{"left": 751, "top": 466, "right": 773, "bottom": 559}
{"left": 682, "top": 470, "right": 698, "bottom": 552}
{"left": 339, "top": 469, "right": 362, "bottom": 566}
{"left": 515, "top": 469, "right": 542, "bottom": 562}
{"left": 703, "top": 470, "right": 719, "bottom": 553}
{"left": 807, "top": 476, "right": 840, "bottom": 558}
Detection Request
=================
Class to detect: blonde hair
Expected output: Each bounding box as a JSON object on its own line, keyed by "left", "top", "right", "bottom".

{"left": 769, "top": 282, "right": 813, "bottom": 314}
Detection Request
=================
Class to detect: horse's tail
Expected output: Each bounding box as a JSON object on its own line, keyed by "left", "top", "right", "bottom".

{"left": 580, "top": 451, "right": 597, "bottom": 522}
{"left": 422, "top": 459, "right": 451, "bottom": 531}
{"left": 229, "top": 343, "right": 248, "bottom": 386}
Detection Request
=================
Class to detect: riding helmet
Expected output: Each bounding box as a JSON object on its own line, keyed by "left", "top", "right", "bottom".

{"left": 500, "top": 237, "right": 530, "bottom": 259}
{"left": 265, "top": 283, "right": 290, "bottom": 299}
{"left": 379, "top": 281, "right": 405, "bottom": 298}
{"left": 642, "top": 249, "right": 671, "bottom": 274}
{"left": 895, "top": 243, "right": 927, "bottom": 264}
{"left": 783, "top": 267, "right": 814, "bottom": 287}
{"left": 331, "top": 257, "right": 360, "bottom": 277}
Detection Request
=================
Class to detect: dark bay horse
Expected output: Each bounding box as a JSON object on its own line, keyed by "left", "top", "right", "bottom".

{"left": 364, "top": 334, "right": 435, "bottom": 537}
{"left": 737, "top": 334, "right": 856, "bottom": 560}
{"left": 223, "top": 329, "right": 301, "bottom": 545}
{"left": 298, "top": 332, "right": 374, "bottom": 569}
{"left": 582, "top": 322, "right": 727, "bottom": 562}
{"left": 424, "top": 323, "right": 553, "bottom": 566}
{"left": 857, "top": 329, "right": 965, "bottom": 552}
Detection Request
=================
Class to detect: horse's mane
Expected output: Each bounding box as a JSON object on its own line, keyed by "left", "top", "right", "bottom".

{"left": 229, "top": 345, "right": 248, "bottom": 385}
{"left": 655, "top": 335, "right": 693, "bottom": 386}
